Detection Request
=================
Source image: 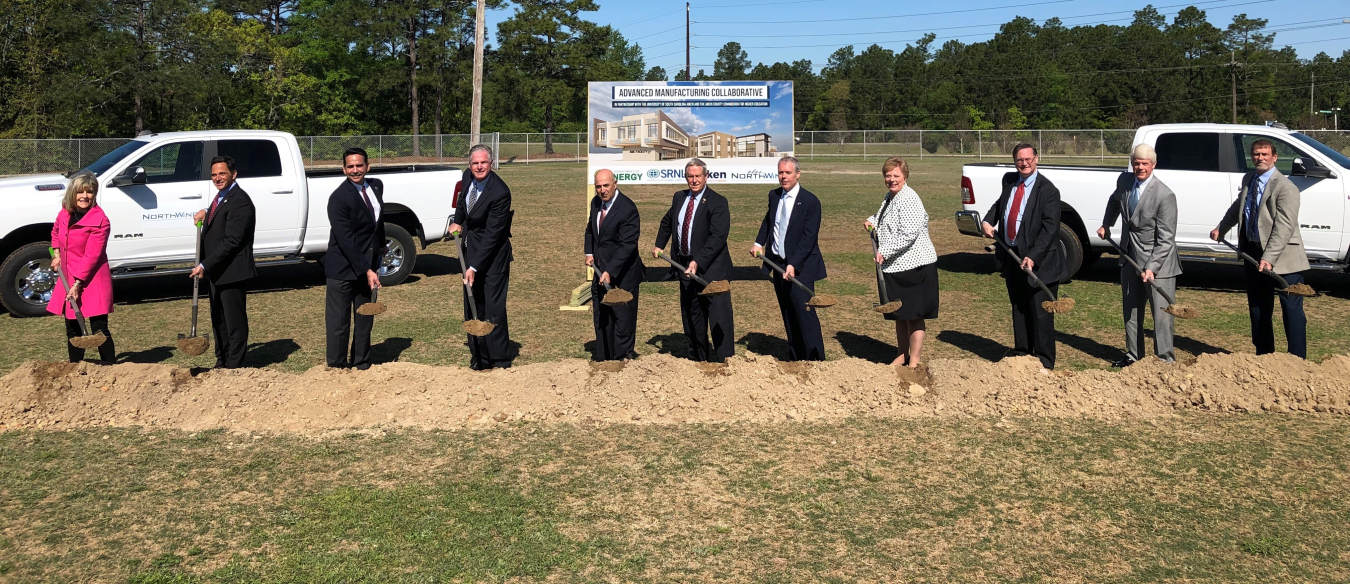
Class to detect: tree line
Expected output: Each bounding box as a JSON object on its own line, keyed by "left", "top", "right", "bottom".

{"left": 2, "top": 0, "right": 1347, "bottom": 140}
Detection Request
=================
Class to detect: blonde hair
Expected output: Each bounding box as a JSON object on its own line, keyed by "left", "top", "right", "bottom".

{"left": 882, "top": 156, "right": 909, "bottom": 179}
{"left": 62, "top": 173, "right": 99, "bottom": 213}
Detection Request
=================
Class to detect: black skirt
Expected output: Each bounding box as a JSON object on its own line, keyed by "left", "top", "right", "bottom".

{"left": 879, "top": 262, "right": 939, "bottom": 321}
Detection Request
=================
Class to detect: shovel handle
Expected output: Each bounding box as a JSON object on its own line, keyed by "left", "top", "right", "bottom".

{"left": 49, "top": 249, "right": 92, "bottom": 337}
{"left": 190, "top": 223, "right": 202, "bottom": 337}
{"left": 1103, "top": 234, "right": 1178, "bottom": 305}
{"left": 452, "top": 232, "right": 481, "bottom": 321}
{"left": 867, "top": 227, "right": 890, "bottom": 304}
{"left": 655, "top": 251, "right": 711, "bottom": 287}
{"left": 1219, "top": 238, "right": 1291, "bottom": 288}
{"left": 757, "top": 252, "right": 816, "bottom": 296}
{"left": 992, "top": 240, "right": 1059, "bottom": 301}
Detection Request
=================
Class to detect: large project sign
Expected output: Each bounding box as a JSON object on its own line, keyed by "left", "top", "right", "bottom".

{"left": 587, "top": 80, "right": 793, "bottom": 184}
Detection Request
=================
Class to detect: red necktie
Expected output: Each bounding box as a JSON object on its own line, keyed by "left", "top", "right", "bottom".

{"left": 358, "top": 184, "right": 375, "bottom": 221}
{"left": 1006, "top": 180, "right": 1027, "bottom": 242}
{"left": 598, "top": 207, "right": 608, "bottom": 229}
{"left": 207, "top": 193, "right": 224, "bottom": 223}
{"left": 680, "top": 194, "right": 696, "bottom": 255}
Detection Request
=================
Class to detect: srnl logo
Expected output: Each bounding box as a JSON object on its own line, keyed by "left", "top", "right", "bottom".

{"left": 646, "top": 168, "right": 661, "bottom": 179}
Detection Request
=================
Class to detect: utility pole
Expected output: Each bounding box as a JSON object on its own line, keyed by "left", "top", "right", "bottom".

{"left": 1229, "top": 50, "right": 1241, "bottom": 124}
{"left": 685, "top": 2, "right": 691, "bottom": 81}
{"left": 1310, "top": 73, "right": 1315, "bottom": 117}
{"left": 470, "top": 0, "right": 486, "bottom": 146}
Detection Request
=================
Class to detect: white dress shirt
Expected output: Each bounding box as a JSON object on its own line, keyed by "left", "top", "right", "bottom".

{"left": 356, "top": 180, "right": 381, "bottom": 221}
{"left": 586, "top": 194, "right": 619, "bottom": 261}
{"left": 756, "top": 184, "right": 800, "bottom": 257}
{"left": 1002, "top": 171, "right": 1038, "bottom": 246}
{"left": 675, "top": 187, "right": 706, "bottom": 254}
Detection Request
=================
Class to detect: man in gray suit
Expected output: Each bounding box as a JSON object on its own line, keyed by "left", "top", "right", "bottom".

{"left": 1211, "top": 139, "right": 1310, "bottom": 358}
{"left": 1098, "top": 143, "right": 1180, "bottom": 366}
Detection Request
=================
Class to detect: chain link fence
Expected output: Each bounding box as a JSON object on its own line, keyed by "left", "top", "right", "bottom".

{"left": 4, "top": 129, "right": 1348, "bottom": 177}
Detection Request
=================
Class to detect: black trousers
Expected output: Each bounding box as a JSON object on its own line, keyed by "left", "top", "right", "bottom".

{"left": 65, "top": 314, "right": 115, "bottom": 363}
{"left": 1005, "top": 275, "right": 1058, "bottom": 369}
{"left": 770, "top": 272, "right": 825, "bottom": 361}
{"left": 464, "top": 267, "right": 512, "bottom": 369}
{"left": 325, "top": 278, "right": 374, "bottom": 368}
{"left": 1241, "top": 238, "right": 1307, "bottom": 358}
{"left": 592, "top": 280, "right": 640, "bottom": 361}
{"left": 208, "top": 279, "right": 249, "bottom": 368}
{"left": 677, "top": 264, "right": 734, "bottom": 362}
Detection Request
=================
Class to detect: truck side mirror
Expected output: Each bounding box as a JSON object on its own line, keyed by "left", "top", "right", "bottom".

{"left": 1291, "top": 158, "right": 1334, "bottom": 179}
{"left": 110, "top": 166, "right": 147, "bottom": 187}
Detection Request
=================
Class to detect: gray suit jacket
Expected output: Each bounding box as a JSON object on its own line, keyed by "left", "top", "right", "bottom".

{"left": 1217, "top": 169, "right": 1310, "bottom": 274}
{"left": 1103, "top": 173, "right": 1181, "bottom": 278}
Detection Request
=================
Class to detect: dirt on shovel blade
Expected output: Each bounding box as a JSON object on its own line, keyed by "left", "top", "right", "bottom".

{"left": 355, "top": 302, "right": 387, "bottom": 316}
{"left": 1041, "top": 297, "right": 1076, "bottom": 314}
{"left": 463, "top": 320, "right": 496, "bottom": 337}
{"left": 700, "top": 280, "right": 731, "bottom": 295}
{"left": 873, "top": 300, "right": 903, "bottom": 314}
{"left": 177, "top": 335, "right": 210, "bottom": 356}
{"left": 1282, "top": 283, "right": 1316, "bottom": 297}
{"left": 1164, "top": 303, "right": 1200, "bottom": 319}
{"left": 806, "top": 294, "right": 838, "bottom": 308}
{"left": 601, "top": 288, "right": 634, "bottom": 305}
{"left": 70, "top": 333, "right": 107, "bottom": 350}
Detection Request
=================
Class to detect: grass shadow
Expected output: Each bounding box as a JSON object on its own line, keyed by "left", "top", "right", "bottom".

{"left": 413, "top": 252, "right": 462, "bottom": 277}
{"left": 645, "top": 333, "right": 690, "bottom": 358}
{"left": 935, "top": 330, "right": 1009, "bottom": 362}
{"left": 935, "top": 252, "right": 997, "bottom": 275}
{"left": 1057, "top": 331, "right": 1123, "bottom": 364}
{"left": 118, "top": 345, "right": 175, "bottom": 364}
{"left": 370, "top": 337, "right": 413, "bottom": 363}
{"left": 246, "top": 339, "right": 302, "bottom": 368}
{"left": 834, "top": 331, "right": 896, "bottom": 364}
{"left": 738, "top": 332, "right": 790, "bottom": 360}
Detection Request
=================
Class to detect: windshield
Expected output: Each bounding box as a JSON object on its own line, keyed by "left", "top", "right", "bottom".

{"left": 72, "top": 140, "right": 148, "bottom": 177}
{"left": 1290, "top": 133, "right": 1350, "bottom": 170}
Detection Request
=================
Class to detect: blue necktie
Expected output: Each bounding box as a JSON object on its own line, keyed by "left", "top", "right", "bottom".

{"left": 1244, "top": 178, "right": 1261, "bottom": 241}
{"left": 772, "top": 192, "right": 790, "bottom": 256}
{"left": 1128, "top": 183, "right": 1140, "bottom": 217}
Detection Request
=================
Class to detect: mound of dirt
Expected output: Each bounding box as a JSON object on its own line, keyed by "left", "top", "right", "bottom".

{"left": 2, "top": 352, "right": 1349, "bottom": 436}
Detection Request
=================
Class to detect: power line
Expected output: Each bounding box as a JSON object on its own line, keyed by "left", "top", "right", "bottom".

{"left": 692, "top": 0, "right": 1080, "bottom": 26}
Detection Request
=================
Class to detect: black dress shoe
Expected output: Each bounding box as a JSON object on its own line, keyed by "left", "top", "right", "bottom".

{"left": 624, "top": 351, "right": 639, "bottom": 360}
{"left": 1111, "top": 357, "right": 1137, "bottom": 368}
{"left": 355, "top": 362, "right": 371, "bottom": 371}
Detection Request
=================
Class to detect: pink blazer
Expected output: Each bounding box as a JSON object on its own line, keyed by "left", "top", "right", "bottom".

{"left": 48, "top": 206, "right": 114, "bottom": 318}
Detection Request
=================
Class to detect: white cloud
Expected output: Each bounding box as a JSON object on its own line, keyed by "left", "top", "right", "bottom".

{"left": 730, "top": 123, "right": 753, "bottom": 132}
{"left": 771, "top": 82, "right": 794, "bottom": 101}
{"left": 663, "top": 107, "right": 707, "bottom": 134}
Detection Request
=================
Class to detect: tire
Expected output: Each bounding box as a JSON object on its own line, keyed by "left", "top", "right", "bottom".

{"left": 1057, "top": 222, "right": 1085, "bottom": 280}
{"left": 377, "top": 223, "right": 417, "bottom": 286}
{"left": 0, "top": 241, "right": 59, "bottom": 318}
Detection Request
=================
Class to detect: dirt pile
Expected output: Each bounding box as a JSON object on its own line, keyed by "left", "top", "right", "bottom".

{"left": 2, "top": 352, "right": 1349, "bottom": 435}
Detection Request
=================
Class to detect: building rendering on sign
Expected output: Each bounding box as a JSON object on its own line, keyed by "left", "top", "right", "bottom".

{"left": 696, "top": 131, "right": 736, "bottom": 159}
{"left": 592, "top": 110, "right": 692, "bottom": 161}
{"left": 736, "top": 133, "right": 773, "bottom": 157}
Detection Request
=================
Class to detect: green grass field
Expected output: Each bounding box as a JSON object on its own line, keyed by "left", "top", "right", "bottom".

{"left": 3, "top": 159, "right": 1350, "bottom": 582}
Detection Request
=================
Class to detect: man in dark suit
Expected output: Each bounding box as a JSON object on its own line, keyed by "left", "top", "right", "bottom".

{"left": 653, "top": 158, "right": 735, "bottom": 362}
{"left": 585, "top": 169, "right": 642, "bottom": 361}
{"left": 1211, "top": 139, "right": 1310, "bottom": 358}
{"left": 323, "top": 147, "right": 386, "bottom": 370}
{"left": 190, "top": 156, "right": 257, "bottom": 369}
{"left": 750, "top": 156, "right": 826, "bottom": 361}
{"left": 980, "top": 143, "right": 1067, "bottom": 369}
{"left": 449, "top": 144, "right": 514, "bottom": 370}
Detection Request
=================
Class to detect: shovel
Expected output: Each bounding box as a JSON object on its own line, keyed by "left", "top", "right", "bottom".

{"left": 866, "top": 226, "right": 902, "bottom": 314}
{"left": 755, "top": 251, "right": 836, "bottom": 308}
{"left": 1219, "top": 238, "right": 1316, "bottom": 297}
{"left": 452, "top": 231, "right": 496, "bottom": 336}
{"left": 599, "top": 281, "right": 633, "bottom": 306}
{"left": 1103, "top": 233, "right": 1198, "bottom": 319}
{"left": 992, "top": 240, "right": 1075, "bottom": 313}
{"left": 655, "top": 251, "right": 729, "bottom": 295}
{"left": 356, "top": 286, "right": 386, "bottom": 316}
{"left": 176, "top": 221, "right": 211, "bottom": 355}
{"left": 49, "top": 248, "right": 107, "bottom": 350}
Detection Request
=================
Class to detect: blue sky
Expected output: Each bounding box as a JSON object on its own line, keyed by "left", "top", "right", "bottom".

{"left": 487, "top": 0, "right": 1350, "bottom": 77}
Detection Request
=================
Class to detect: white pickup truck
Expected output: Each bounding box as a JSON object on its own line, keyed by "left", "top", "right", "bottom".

{"left": 0, "top": 130, "right": 462, "bottom": 317}
{"left": 955, "top": 123, "right": 1350, "bottom": 277}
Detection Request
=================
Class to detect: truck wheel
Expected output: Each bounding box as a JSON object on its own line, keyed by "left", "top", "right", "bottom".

{"left": 0, "top": 242, "right": 59, "bottom": 318}
{"left": 377, "top": 223, "right": 417, "bottom": 286}
{"left": 1057, "top": 223, "right": 1085, "bottom": 280}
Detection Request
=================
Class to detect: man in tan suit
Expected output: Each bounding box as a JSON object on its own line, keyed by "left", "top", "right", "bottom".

{"left": 1211, "top": 139, "right": 1310, "bottom": 358}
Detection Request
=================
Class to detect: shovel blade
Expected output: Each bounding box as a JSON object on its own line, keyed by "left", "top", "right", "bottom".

{"left": 806, "top": 294, "right": 838, "bottom": 308}
{"left": 464, "top": 319, "right": 496, "bottom": 337}
{"left": 356, "top": 301, "right": 387, "bottom": 316}
{"left": 177, "top": 335, "right": 210, "bottom": 356}
{"left": 699, "top": 280, "right": 731, "bottom": 296}
{"left": 873, "top": 300, "right": 903, "bottom": 314}
{"left": 70, "top": 332, "right": 107, "bottom": 350}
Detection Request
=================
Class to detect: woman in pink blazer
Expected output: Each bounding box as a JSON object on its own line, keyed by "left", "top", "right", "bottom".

{"left": 49, "top": 173, "right": 116, "bottom": 363}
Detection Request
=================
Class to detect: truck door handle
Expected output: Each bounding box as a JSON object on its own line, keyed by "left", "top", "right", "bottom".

{"left": 272, "top": 189, "right": 293, "bottom": 194}
{"left": 179, "top": 194, "right": 202, "bottom": 199}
